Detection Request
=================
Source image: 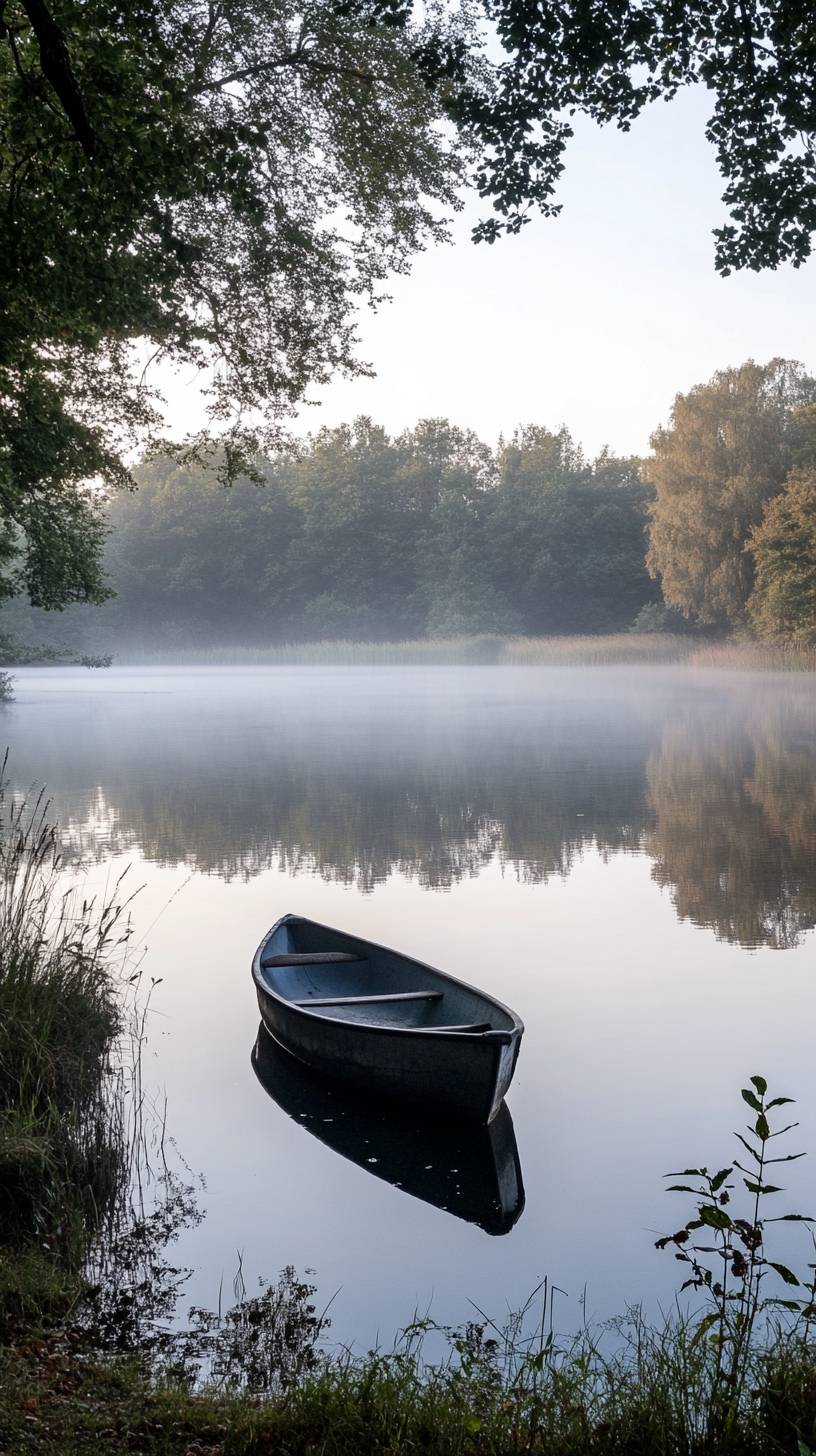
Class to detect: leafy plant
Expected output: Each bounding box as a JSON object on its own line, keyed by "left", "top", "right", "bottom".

{"left": 656, "top": 1075, "right": 816, "bottom": 1431}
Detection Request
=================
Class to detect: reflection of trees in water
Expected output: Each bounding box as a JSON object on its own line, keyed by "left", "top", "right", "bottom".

{"left": 8, "top": 674, "right": 816, "bottom": 948}
{"left": 8, "top": 679, "right": 657, "bottom": 891}
{"left": 57, "top": 744, "right": 649, "bottom": 893}
{"left": 646, "top": 701, "right": 816, "bottom": 948}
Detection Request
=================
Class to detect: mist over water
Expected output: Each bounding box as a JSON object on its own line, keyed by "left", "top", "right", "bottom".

{"left": 4, "top": 664, "right": 816, "bottom": 1345}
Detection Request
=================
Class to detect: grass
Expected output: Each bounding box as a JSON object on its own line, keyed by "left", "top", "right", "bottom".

{"left": 0, "top": 768, "right": 138, "bottom": 1326}
{"left": 2, "top": 1304, "right": 816, "bottom": 1455}
{"left": 102, "top": 633, "right": 816, "bottom": 670}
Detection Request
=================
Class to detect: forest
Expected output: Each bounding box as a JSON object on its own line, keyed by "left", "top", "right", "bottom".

{"left": 2, "top": 357, "right": 815, "bottom": 654}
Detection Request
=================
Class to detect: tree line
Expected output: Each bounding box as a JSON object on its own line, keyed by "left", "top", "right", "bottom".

{"left": 1, "top": 355, "right": 814, "bottom": 652}
{"left": 3, "top": 421, "right": 655, "bottom": 648}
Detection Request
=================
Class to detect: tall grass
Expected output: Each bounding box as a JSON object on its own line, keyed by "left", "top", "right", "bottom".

{"left": 505, "top": 632, "right": 697, "bottom": 665}
{"left": 686, "top": 639, "right": 816, "bottom": 672}
{"left": 113, "top": 632, "right": 816, "bottom": 670}
{"left": 3, "top": 1291, "right": 816, "bottom": 1454}
{"left": 118, "top": 635, "right": 509, "bottom": 666}
{"left": 0, "top": 766, "right": 138, "bottom": 1324}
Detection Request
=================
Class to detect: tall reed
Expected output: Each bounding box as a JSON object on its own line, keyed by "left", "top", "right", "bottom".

{"left": 0, "top": 763, "right": 137, "bottom": 1299}
{"left": 111, "top": 633, "right": 816, "bottom": 671}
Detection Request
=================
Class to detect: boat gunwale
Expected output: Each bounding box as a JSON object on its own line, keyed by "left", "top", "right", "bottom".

{"left": 251, "top": 913, "right": 524, "bottom": 1045}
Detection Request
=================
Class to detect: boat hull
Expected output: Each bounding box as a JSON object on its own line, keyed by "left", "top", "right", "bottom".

{"left": 252, "top": 916, "right": 523, "bottom": 1125}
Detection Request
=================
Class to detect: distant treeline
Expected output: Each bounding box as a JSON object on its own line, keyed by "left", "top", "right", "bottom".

{"left": 2, "top": 356, "right": 815, "bottom": 652}
{"left": 3, "top": 421, "right": 654, "bottom": 650}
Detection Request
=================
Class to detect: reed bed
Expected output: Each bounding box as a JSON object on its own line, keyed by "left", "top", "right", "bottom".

{"left": 118, "top": 636, "right": 508, "bottom": 666}
{"left": 686, "top": 639, "right": 816, "bottom": 672}
{"left": 0, "top": 767, "right": 140, "bottom": 1329}
{"left": 504, "top": 632, "right": 697, "bottom": 665}
{"left": 112, "top": 632, "right": 816, "bottom": 671}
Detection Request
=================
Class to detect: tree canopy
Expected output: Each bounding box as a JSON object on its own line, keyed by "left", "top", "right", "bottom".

{"left": 385, "top": 0, "right": 816, "bottom": 274}
{"left": 644, "top": 359, "right": 816, "bottom": 628}
{"left": 748, "top": 468, "right": 816, "bottom": 644}
{"left": 0, "top": 0, "right": 471, "bottom": 606}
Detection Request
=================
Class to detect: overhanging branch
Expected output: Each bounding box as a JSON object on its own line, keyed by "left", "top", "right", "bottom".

{"left": 20, "top": 0, "right": 95, "bottom": 159}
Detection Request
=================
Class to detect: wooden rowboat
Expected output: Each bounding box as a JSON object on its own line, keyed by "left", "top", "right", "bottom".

{"left": 251, "top": 1025, "right": 525, "bottom": 1234}
{"left": 251, "top": 914, "right": 524, "bottom": 1124}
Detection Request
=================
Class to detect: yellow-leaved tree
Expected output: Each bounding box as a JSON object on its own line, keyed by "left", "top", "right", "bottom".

{"left": 645, "top": 360, "right": 816, "bottom": 629}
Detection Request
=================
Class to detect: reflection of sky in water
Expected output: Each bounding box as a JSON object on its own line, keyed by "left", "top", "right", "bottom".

{"left": 3, "top": 665, "right": 816, "bottom": 1347}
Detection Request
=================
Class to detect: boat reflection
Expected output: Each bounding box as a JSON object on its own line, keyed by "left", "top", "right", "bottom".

{"left": 251, "top": 1025, "right": 525, "bottom": 1235}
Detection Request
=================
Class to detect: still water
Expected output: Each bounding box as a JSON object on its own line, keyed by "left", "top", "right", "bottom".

{"left": 4, "top": 665, "right": 816, "bottom": 1346}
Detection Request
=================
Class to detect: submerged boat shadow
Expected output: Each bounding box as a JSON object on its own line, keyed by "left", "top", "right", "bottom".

{"left": 251, "top": 1025, "right": 525, "bottom": 1236}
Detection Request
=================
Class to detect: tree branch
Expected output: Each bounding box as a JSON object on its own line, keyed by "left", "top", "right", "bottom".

{"left": 20, "top": 0, "right": 95, "bottom": 159}
{"left": 194, "top": 50, "right": 374, "bottom": 95}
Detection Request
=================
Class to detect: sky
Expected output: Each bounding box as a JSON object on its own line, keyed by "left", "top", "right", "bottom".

{"left": 162, "top": 85, "right": 816, "bottom": 462}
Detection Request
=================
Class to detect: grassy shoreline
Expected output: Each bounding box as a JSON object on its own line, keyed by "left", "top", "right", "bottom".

{"left": 4, "top": 1290, "right": 816, "bottom": 1455}
{"left": 22, "top": 632, "right": 816, "bottom": 671}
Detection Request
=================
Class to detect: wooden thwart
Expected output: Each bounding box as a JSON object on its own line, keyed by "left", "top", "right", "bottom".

{"left": 295, "top": 989, "right": 443, "bottom": 1009}
{"left": 425, "top": 1022, "right": 492, "bottom": 1034}
{"left": 262, "top": 951, "right": 365, "bottom": 968}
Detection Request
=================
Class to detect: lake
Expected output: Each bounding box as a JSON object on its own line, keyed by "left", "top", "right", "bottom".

{"left": 4, "top": 664, "right": 816, "bottom": 1349}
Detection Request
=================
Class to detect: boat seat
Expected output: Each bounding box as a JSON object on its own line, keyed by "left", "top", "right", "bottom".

{"left": 261, "top": 951, "right": 366, "bottom": 968}
{"left": 424, "top": 1022, "right": 492, "bottom": 1034}
{"left": 294, "top": 990, "right": 443, "bottom": 1008}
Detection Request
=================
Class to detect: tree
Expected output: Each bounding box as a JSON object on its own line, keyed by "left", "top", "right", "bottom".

{"left": 102, "top": 454, "right": 302, "bottom": 643}
{"left": 645, "top": 359, "right": 816, "bottom": 628}
{"left": 489, "top": 429, "right": 655, "bottom": 633}
{"left": 367, "top": 0, "right": 816, "bottom": 274}
{"left": 0, "top": 0, "right": 471, "bottom": 606}
{"left": 279, "top": 419, "right": 428, "bottom": 639}
{"left": 423, "top": 491, "right": 522, "bottom": 638}
{"left": 747, "top": 468, "right": 816, "bottom": 644}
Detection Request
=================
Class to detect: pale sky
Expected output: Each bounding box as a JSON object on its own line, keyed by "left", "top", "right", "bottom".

{"left": 162, "top": 86, "right": 816, "bottom": 461}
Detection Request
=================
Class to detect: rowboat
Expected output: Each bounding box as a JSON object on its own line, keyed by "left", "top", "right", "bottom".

{"left": 251, "top": 1025, "right": 525, "bottom": 1234}
{"left": 251, "top": 914, "right": 524, "bottom": 1124}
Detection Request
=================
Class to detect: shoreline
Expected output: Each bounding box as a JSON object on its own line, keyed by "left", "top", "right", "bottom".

{"left": 4, "top": 633, "right": 816, "bottom": 672}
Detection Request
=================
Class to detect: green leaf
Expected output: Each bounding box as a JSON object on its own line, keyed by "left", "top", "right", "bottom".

{"left": 699, "top": 1206, "right": 732, "bottom": 1231}
{"left": 767, "top": 1215, "right": 816, "bottom": 1223}
{"left": 665, "top": 1185, "right": 700, "bottom": 1194}
{"left": 767, "top": 1097, "right": 795, "bottom": 1109}
{"left": 734, "top": 1135, "right": 761, "bottom": 1163}
{"left": 743, "top": 1181, "right": 783, "bottom": 1195}
{"left": 750, "top": 1075, "right": 768, "bottom": 1097}
{"left": 756, "top": 1113, "right": 770, "bottom": 1140}
{"left": 689, "top": 1310, "right": 720, "bottom": 1350}
{"left": 710, "top": 1168, "right": 733, "bottom": 1192}
{"left": 769, "top": 1263, "right": 800, "bottom": 1286}
{"left": 797, "top": 1439, "right": 813, "bottom": 1456}
{"left": 742, "top": 1089, "right": 763, "bottom": 1113}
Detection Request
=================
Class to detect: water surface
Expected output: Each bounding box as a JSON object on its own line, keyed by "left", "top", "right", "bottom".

{"left": 5, "top": 665, "right": 816, "bottom": 1346}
